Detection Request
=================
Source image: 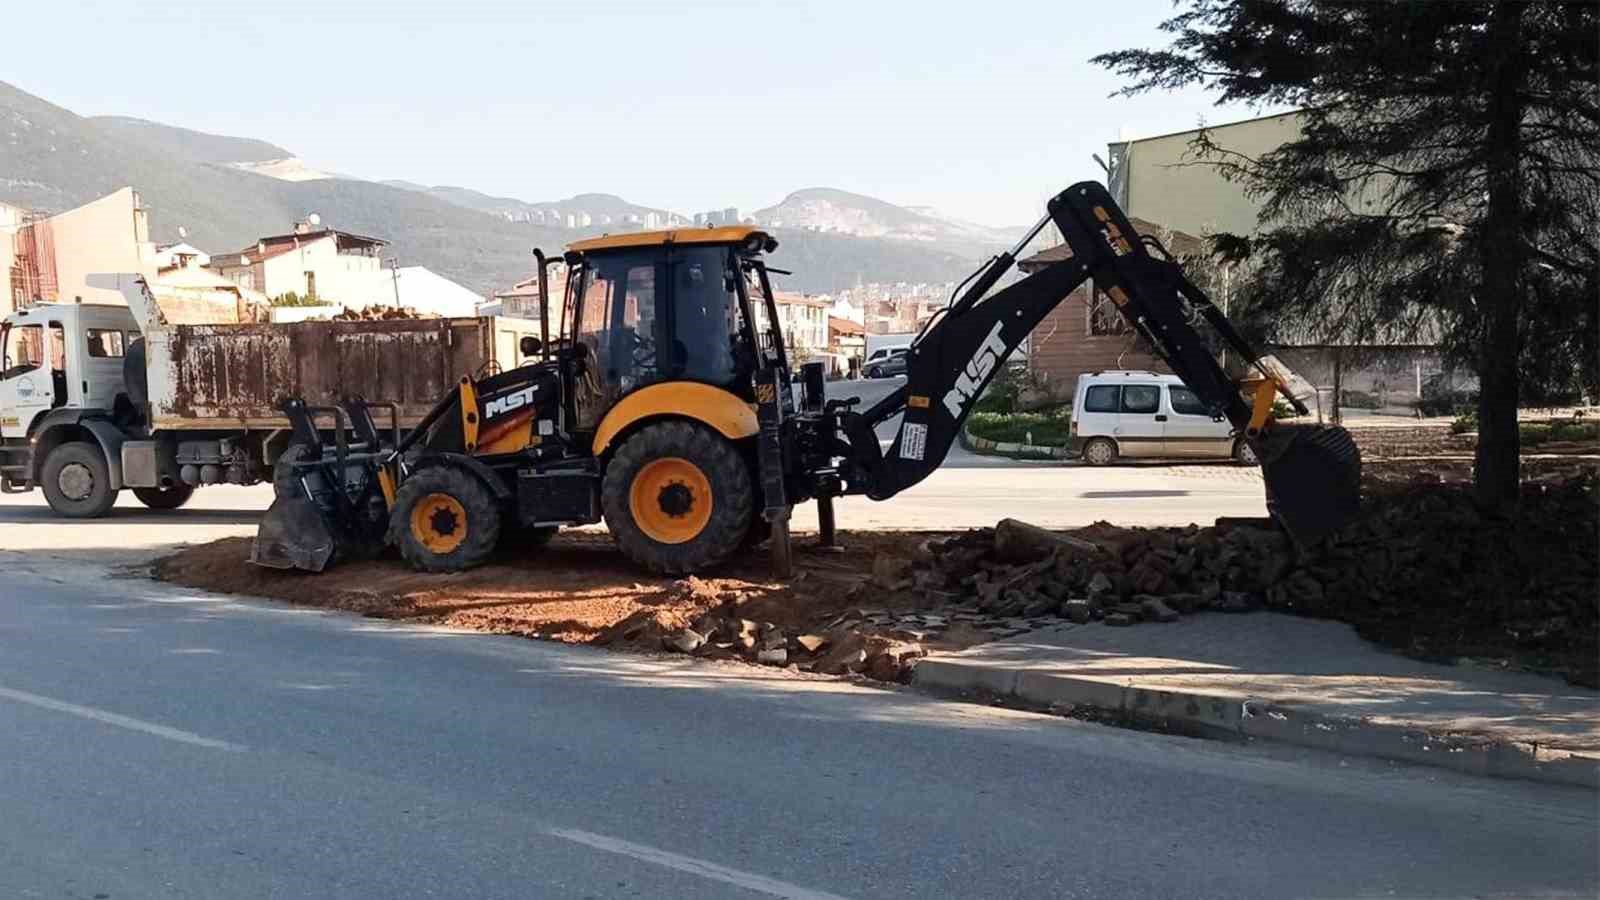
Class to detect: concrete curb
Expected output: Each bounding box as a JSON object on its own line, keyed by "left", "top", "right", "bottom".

{"left": 915, "top": 659, "right": 1600, "bottom": 790}
{"left": 960, "top": 429, "right": 1073, "bottom": 460}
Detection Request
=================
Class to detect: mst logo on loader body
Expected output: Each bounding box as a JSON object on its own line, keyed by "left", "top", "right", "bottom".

{"left": 485, "top": 385, "right": 539, "bottom": 420}
{"left": 942, "top": 321, "right": 1008, "bottom": 419}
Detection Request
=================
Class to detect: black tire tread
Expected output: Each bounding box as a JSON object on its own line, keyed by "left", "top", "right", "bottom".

{"left": 389, "top": 464, "right": 502, "bottom": 573}
{"left": 133, "top": 485, "right": 195, "bottom": 510}
{"left": 41, "top": 441, "right": 118, "bottom": 518}
{"left": 601, "top": 421, "right": 754, "bottom": 575}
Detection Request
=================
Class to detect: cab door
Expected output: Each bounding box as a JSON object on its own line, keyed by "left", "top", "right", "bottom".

{"left": 1114, "top": 382, "right": 1165, "bottom": 458}
{"left": 0, "top": 320, "right": 53, "bottom": 439}
{"left": 78, "top": 310, "right": 135, "bottom": 412}
{"left": 1162, "top": 383, "right": 1234, "bottom": 458}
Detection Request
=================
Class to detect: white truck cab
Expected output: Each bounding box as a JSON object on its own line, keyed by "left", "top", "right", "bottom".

{"left": 1069, "top": 370, "right": 1257, "bottom": 466}
{"left": 0, "top": 303, "right": 138, "bottom": 439}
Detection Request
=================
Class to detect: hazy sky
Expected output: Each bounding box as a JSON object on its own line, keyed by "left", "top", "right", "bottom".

{"left": 3, "top": 0, "right": 1270, "bottom": 227}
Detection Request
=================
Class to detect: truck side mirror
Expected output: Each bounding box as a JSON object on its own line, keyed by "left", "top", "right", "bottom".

{"left": 520, "top": 335, "right": 542, "bottom": 357}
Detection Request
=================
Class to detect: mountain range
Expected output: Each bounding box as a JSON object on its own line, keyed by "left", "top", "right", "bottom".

{"left": 0, "top": 80, "right": 1005, "bottom": 294}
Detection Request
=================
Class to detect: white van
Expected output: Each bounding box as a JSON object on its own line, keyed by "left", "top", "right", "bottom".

{"left": 1069, "top": 371, "right": 1257, "bottom": 466}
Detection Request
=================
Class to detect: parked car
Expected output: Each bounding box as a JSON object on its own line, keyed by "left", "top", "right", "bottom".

{"left": 865, "top": 347, "right": 909, "bottom": 379}
{"left": 1070, "top": 371, "right": 1256, "bottom": 465}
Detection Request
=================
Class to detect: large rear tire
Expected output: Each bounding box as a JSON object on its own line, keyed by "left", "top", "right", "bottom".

{"left": 602, "top": 421, "right": 753, "bottom": 575}
{"left": 389, "top": 465, "right": 502, "bottom": 572}
{"left": 133, "top": 485, "right": 195, "bottom": 510}
{"left": 1081, "top": 437, "right": 1118, "bottom": 467}
{"left": 40, "top": 441, "right": 118, "bottom": 518}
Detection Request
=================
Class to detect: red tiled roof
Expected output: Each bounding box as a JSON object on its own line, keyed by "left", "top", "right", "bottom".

{"left": 829, "top": 316, "right": 865, "bottom": 335}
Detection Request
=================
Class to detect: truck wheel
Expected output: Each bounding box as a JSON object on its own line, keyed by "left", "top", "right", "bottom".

{"left": 389, "top": 465, "right": 501, "bottom": 573}
{"left": 41, "top": 441, "right": 118, "bottom": 518}
{"left": 602, "top": 421, "right": 753, "bottom": 574}
{"left": 1233, "top": 437, "right": 1260, "bottom": 467}
{"left": 1081, "top": 437, "right": 1118, "bottom": 467}
{"left": 133, "top": 485, "right": 195, "bottom": 510}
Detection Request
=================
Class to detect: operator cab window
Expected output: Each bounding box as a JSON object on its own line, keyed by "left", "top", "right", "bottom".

{"left": 669, "top": 247, "right": 738, "bottom": 387}
{"left": 1121, "top": 384, "right": 1160, "bottom": 414}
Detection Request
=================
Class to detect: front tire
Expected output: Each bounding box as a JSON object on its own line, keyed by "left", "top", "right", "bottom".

{"left": 133, "top": 485, "right": 195, "bottom": 510}
{"left": 389, "top": 465, "right": 501, "bottom": 572}
{"left": 867, "top": 366, "right": 882, "bottom": 379}
{"left": 40, "top": 441, "right": 118, "bottom": 518}
{"left": 602, "top": 421, "right": 754, "bottom": 575}
{"left": 1081, "top": 437, "right": 1119, "bottom": 467}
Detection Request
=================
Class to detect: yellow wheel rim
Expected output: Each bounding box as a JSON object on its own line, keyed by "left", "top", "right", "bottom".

{"left": 410, "top": 492, "right": 468, "bottom": 554}
{"left": 630, "top": 457, "right": 713, "bottom": 545}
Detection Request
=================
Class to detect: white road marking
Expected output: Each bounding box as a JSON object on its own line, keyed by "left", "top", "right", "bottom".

{"left": 0, "top": 685, "right": 246, "bottom": 752}
{"left": 544, "top": 826, "right": 852, "bottom": 900}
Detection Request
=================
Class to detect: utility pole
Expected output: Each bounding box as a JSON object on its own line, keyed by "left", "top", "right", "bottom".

{"left": 386, "top": 257, "right": 401, "bottom": 307}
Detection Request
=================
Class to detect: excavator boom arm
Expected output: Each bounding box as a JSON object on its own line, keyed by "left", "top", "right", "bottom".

{"left": 831, "top": 181, "right": 1360, "bottom": 544}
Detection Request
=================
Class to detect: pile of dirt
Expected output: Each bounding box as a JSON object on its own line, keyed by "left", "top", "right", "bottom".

{"left": 913, "top": 468, "right": 1599, "bottom": 685}
{"left": 153, "top": 529, "right": 969, "bottom": 683}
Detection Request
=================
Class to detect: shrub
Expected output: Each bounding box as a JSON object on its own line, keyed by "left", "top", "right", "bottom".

{"left": 966, "top": 405, "right": 1073, "bottom": 446}
{"left": 1338, "top": 389, "right": 1383, "bottom": 410}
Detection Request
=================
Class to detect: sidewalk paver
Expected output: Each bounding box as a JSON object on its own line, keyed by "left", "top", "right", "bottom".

{"left": 917, "top": 612, "right": 1600, "bottom": 788}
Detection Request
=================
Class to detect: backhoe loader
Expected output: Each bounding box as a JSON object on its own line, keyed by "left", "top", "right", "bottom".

{"left": 253, "top": 181, "right": 1360, "bottom": 577}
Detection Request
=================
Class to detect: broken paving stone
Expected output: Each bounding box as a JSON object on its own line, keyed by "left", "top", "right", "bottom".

{"left": 665, "top": 629, "right": 707, "bottom": 654}
{"left": 872, "top": 554, "right": 914, "bottom": 588}
{"left": 1062, "top": 599, "right": 1094, "bottom": 624}
{"left": 1165, "top": 592, "right": 1201, "bottom": 614}
{"left": 1086, "top": 571, "right": 1115, "bottom": 601}
{"left": 1137, "top": 596, "right": 1180, "bottom": 623}
{"left": 814, "top": 633, "right": 870, "bottom": 675}
{"left": 795, "top": 633, "right": 829, "bottom": 654}
{"left": 1216, "top": 591, "right": 1256, "bottom": 613}
{"left": 1104, "top": 612, "right": 1136, "bottom": 627}
{"left": 755, "top": 648, "right": 789, "bottom": 666}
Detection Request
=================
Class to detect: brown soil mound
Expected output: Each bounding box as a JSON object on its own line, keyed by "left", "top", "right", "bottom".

{"left": 153, "top": 529, "right": 960, "bottom": 661}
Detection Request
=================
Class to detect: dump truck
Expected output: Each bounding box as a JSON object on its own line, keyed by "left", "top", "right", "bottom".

{"left": 0, "top": 273, "right": 539, "bottom": 517}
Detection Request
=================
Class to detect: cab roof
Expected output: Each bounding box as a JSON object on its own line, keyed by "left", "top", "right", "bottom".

{"left": 566, "top": 225, "right": 776, "bottom": 255}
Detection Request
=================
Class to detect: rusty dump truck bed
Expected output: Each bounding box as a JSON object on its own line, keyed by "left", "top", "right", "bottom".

{"left": 148, "top": 316, "right": 539, "bottom": 429}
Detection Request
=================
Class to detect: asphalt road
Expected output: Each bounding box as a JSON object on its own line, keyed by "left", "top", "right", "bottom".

{"left": 2, "top": 571, "right": 1596, "bottom": 899}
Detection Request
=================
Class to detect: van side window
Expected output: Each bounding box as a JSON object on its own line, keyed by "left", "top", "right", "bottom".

{"left": 1168, "top": 386, "right": 1209, "bottom": 416}
{"left": 1083, "top": 384, "right": 1120, "bottom": 413}
{"left": 1121, "top": 384, "right": 1160, "bottom": 414}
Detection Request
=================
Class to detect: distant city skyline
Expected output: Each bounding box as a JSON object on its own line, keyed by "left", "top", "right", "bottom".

{"left": 1, "top": 0, "right": 1276, "bottom": 227}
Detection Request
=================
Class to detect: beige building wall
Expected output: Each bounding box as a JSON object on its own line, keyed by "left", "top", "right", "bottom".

{"left": 2, "top": 188, "right": 157, "bottom": 315}
{"left": 37, "top": 188, "right": 155, "bottom": 305}
{"left": 1113, "top": 111, "right": 1303, "bottom": 238}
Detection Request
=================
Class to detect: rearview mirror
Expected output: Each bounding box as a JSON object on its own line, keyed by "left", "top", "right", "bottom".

{"left": 520, "top": 335, "right": 542, "bottom": 357}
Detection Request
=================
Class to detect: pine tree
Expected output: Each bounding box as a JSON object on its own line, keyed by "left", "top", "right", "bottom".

{"left": 1096, "top": 1, "right": 1598, "bottom": 514}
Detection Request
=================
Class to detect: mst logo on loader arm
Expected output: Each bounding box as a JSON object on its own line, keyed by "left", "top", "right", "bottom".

{"left": 485, "top": 385, "right": 538, "bottom": 420}
{"left": 942, "top": 321, "right": 1008, "bottom": 419}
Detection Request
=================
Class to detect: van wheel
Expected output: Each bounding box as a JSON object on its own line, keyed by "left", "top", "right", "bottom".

{"left": 1081, "top": 438, "right": 1118, "bottom": 467}
{"left": 41, "top": 441, "right": 119, "bottom": 518}
{"left": 1234, "top": 438, "right": 1261, "bottom": 467}
{"left": 133, "top": 485, "right": 195, "bottom": 510}
{"left": 867, "top": 366, "right": 882, "bottom": 379}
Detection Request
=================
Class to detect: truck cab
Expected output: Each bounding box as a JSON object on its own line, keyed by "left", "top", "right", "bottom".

{"left": 0, "top": 303, "right": 149, "bottom": 514}
{"left": 0, "top": 304, "right": 137, "bottom": 436}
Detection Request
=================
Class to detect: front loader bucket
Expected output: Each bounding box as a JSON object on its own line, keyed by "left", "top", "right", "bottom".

{"left": 250, "top": 496, "right": 340, "bottom": 572}
{"left": 1256, "top": 423, "right": 1363, "bottom": 546}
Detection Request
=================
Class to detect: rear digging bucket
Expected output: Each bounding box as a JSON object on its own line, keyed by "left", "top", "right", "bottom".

{"left": 1256, "top": 423, "right": 1362, "bottom": 546}
{"left": 250, "top": 496, "right": 339, "bottom": 572}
